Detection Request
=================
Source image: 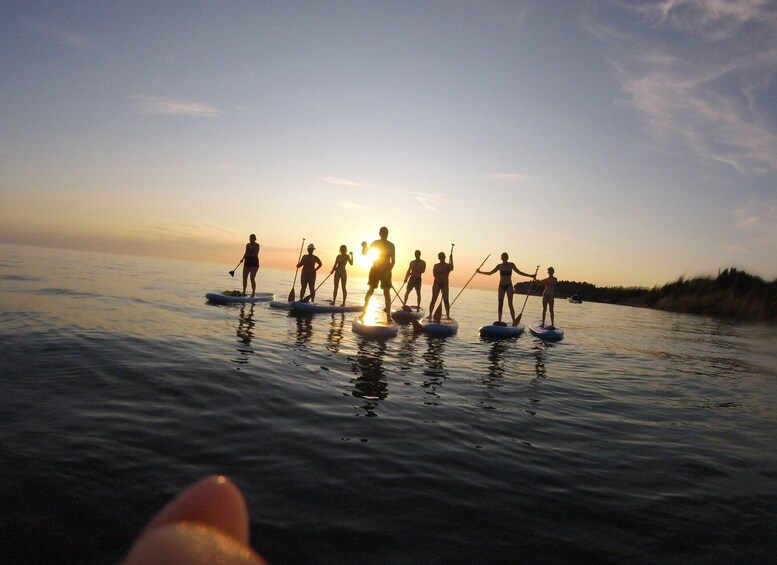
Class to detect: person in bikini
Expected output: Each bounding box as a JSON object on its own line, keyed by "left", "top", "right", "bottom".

{"left": 330, "top": 245, "right": 353, "bottom": 306}
{"left": 361, "top": 227, "right": 396, "bottom": 319}
{"left": 403, "top": 250, "right": 426, "bottom": 309}
{"left": 540, "top": 266, "right": 558, "bottom": 329}
{"left": 477, "top": 252, "right": 535, "bottom": 325}
{"left": 428, "top": 251, "right": 454, "bottom": 320}
{"left": 242, "top": 234, "right": 260, "bottom": 297}
{"left": 297, "top": 243, "right": 322, "bottom": 302}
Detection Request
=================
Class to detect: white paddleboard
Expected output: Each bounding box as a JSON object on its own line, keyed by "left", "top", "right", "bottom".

{"left": 479, "top": 322, "right": 524, "bottom": 338}
{"left": 416, "top": 317, "right": 459, "bottom": 336}
{"left": 528, "top": 321, "right": 564, "bottom": 341}
{"left": 206, "top": 292, "right": 274, "bottom": 304}
{"left": 391, "top": 306, "right": 425, "bottom": 324}
{"left": 290, "top": 301, "right": 363, "bottom": 313}
{"left": 352, "top": 314, "right": 399, "bottom": 338}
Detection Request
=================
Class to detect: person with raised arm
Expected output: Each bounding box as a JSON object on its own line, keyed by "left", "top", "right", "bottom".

{"left": 403, "top": 250, "right": 426, "bottom": 308}
{"left": 477, "top": 252, "right": 535, "bottom": 325}
{"left": 361, "top": 226, "right": 395, "bottom": 318}
{"left": 330, "top": 245, "right": 354, "bottom": 306}
{"left": 428, "top": 250, "right": 454, "bottom": 320}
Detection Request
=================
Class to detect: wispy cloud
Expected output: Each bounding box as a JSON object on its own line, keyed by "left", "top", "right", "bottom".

{"left": 388, "top": 190, "right": 448, "bottom": 211}
{"left": 24, "top": 20, "right": 97, "bottom": 50}
{"left": 321, "top": 176, "right": 365, "bottom": 187}
{"left": 132, "top": 94, "right": 223, "bottom": 118}
{"left": 586, "top": 0, "right": 777, "bottom": 175}
{"left": 487, "top": 172, "right": 530, "bottom": 183}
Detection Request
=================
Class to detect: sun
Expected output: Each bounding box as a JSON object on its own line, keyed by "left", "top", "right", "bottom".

{"left": 356, "top": 246, "right": 379, "bottom": 269}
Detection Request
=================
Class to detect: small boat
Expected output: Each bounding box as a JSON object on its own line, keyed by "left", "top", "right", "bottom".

{"left": 391, "top": 306, "right": 425, "bottom": 324}
{"left": 206, "top": 291, "right": 274, "bottom": 304}
{"left": 568, "top": 294, "right": 582, "bottom": 304}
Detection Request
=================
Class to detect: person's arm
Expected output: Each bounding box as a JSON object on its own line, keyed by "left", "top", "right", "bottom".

{"left": 348, "top": 252, "right": 353, "bottom": 266}
{"left": 513, "top": 264, "right": 535, "bottom": 278}
{"left": 477, "top": 265, "right": 498, "bottom": 275}
{"left": 389, "top": 244, "right": 395, "bottom": 270}
{"left": 296, "top": 258, "right": 304, "bottom": 269}
{"left": 361, "top": 241, "right": 370, "bottom": 255}
{"left": 449, "top": 256, "right": 454, "bottom": 272}
{"left": 315, "top": 256, "right": 322, "bottom": 270}
{"left": 243, "top": 243, "right": 250, "bottom": 260}
{"left": 404, "top": 263, "right": 413, "bottom": 281}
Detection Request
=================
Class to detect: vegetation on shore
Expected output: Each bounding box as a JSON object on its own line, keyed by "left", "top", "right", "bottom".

{"left": 514, "top": 268, "right": 777, "bottom": 322}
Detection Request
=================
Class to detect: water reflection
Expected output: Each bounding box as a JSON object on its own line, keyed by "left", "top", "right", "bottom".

{"left": 532, "top": 343, "right": 547, "bottom": 380}
{"left": 292, "top": 313, "right": 314, "bottom": 346}
{"left": 421, "top": 336, "right": 448, "bottom": 405}
{"left": 233, "top": 304, "right": 255, "bottom": 365}
{"left": 483, "top": 339, "right": 510, "bottom": 387}
{"left": 326, "top": 313, "right": 346, "bottom": 353}
{"left": 351, "top": 339, "right": 389, "bottom": 417}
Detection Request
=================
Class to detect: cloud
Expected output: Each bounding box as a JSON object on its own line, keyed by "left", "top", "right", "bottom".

{"left": 321, "top": 176, "right": 364, "bottom": 187}
{"left": 487, "top": 172, "right": 530, "bottom": 183}
{"left": 386, "top": 190, "right": 448, "bottom": 211}
{"left": 132, "top": 95, "right": 223, "bottom": 117}
{"left": 733, "top": 196, "right": 777, "bottom": 240}
{"left": 586, "top": 0, "right": 777, "bottom": 175}
{"left": 24, "top": 20, "right": 97, "bottom": 50}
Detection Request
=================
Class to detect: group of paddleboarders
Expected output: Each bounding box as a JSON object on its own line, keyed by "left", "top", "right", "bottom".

{"left": 237, "top": 228, "right": 559, "bottom": 328}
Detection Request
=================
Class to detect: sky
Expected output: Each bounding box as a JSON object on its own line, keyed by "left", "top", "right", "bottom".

{"left": 2, "top": 0, "right": 776, "bottom": 289}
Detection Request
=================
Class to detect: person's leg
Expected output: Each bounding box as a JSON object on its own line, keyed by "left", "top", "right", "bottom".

{"left": 332, "top": 273, "right": 341, "bottom": 304}
{"left": 242, "top": 266, "right": 249, "bottom": 295}
{"left": 249, "top": 267, "right": 258, "bottom": 297}
{"left": 548, "top": 297, "right": 555, "bottom": 327}
{"left": 506, "top": 286, "right": 515, "bottom": 321}
{"left": 429, "top": 284, "right": 440, "bottom": 319}
{"left": 497, "top": 286, "right": 505, "bottom": 322}
{"left": 541, "top": 296, "right": 548, "bottom": 326}
{"left": 310, "top": 275, "right": 317, "bottom": 302}
{"left": 341, "top": 273, "right": 348, "bottom": 305}
{"left": 443, "top": 285, "right": 450, "bottom": 318}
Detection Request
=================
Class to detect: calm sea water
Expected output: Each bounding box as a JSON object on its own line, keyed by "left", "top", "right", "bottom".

{"left": 1, "top": 243, "right": 776, "bottom": 564}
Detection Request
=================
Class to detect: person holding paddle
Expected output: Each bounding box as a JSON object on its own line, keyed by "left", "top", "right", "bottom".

{"left": 330, "top": 245, "right": 353, "bottom": 306}
{"left": 297, "top": 243, "right": 322, "bottom": 302}
{"left": 428, "top": 251, "right": 454, "bottom": 320}
{"left": 477, "top": 252, "right": 535, "bottom": 325}
{"left": 362, "top": 226, "right": 395, "bottom": 317}
{"left": 403, "top": 250, "right": 426, "bottom": 308}
{"left": 539, "top": 266, "right": 558, "bottom": 329}
{"left": 241, "top": 234, "right": 260, "bottom": 298}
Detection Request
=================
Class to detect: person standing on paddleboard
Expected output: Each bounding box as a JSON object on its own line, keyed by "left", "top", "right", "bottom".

{"left": 539, "top": 266, "right": 558, "bottom": 329}
{"left": 362, "top": 226, "right": 395, "bottom": 318}
{"left": 428, "top": 251, "right": 454, "bottom": 320}
{"left": 478, "top": 252, "right": 535, "bottom": 324}
{"left": 242, "top": 234, "right": 261, "bottom": 298}
{"left": 297, "top": 243, "right": 322, "bottom": 302}
{"left": 330, "top": 245, "right": 353, "bottom": 306}
{"left": 403, "top": 250, "right": 426, "bottom": 308}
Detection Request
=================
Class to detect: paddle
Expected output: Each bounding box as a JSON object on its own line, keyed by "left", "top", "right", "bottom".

{"left": 228, "top": 259, "right": 243, "bottom": 277}
{"left": 431, "top": 244, "right": 456, "bottom": 321}
{"left": 287, "top": 238, "right": 306, "bottom": 302}
{"left": 300, "top": 271, "right": 333, "bottom": 303}
{"left": 513, "top": 265, "right": 540, "bottom": 326}
{"left": 390, "top": 281, "right": 408, "bottom": 309}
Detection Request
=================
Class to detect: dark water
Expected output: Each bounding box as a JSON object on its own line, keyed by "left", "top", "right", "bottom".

{"left": 1, "top": 244, "right": 776, "bottom": 563}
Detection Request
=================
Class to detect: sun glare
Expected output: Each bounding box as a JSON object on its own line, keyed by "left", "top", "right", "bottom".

{"left": 356, "top": 246, "right": 379, "bottom": 269}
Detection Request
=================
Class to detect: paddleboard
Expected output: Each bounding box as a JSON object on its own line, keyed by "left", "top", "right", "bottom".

{"left": 206, "top": 292, "right": 274, "bottom": 304}
{"left": 479, "top": 322, "right": 525, "bottom": 338}
{"left": 290, "top": 301, "right": 363, "bottom": 313}
{"left": 416, "top": 317, "right": 459, "bottom": 336}
{"left": 529, "top": 321, "right": 564, "bottom": 341}
{"left": 352, "top": 315, "right": 399, "bottom": 338}
{"left": 391, "top": 306, "right": 425, "bottom": 324}
{"left": 269, "top": 300, "right": 294, "bottom": 309}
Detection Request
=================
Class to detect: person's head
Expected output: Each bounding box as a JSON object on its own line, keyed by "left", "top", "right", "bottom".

{"left": 501, "top": 252, "right": 509, "bottom": 261}
{"left": 379, "top": 226, "right": 388, "bottom": 239}
{"left": 307, "top": 243, "right": 315, "bottom": 253}
{"left": 249, "top": 234, "right": 256, "bottom": 242}
{"left": 414, "top": 250, "right": 421, "bottom": 259}
{"left": 548, "top": 266, "right": 555, "bottom": 275}
{"left": 339, "top": 245, "right": 347, "bottom": 253}
{"left": 438, "top": 252, "right": 446, "bottom": 261}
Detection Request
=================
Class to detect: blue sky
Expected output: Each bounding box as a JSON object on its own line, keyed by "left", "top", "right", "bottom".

{"left": 2, "top": 0, "right": 776, "bottom": 287}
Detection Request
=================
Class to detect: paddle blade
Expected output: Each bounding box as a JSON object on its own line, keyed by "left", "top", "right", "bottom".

{"left": 300, "top": 295, "right": 312, "bottom": 303}
{"left": 411, "top": 320, "right": 423, "bottom": 333}
{"left": 229, "top": 270, "right": 236, "bottom": 277}
{"left": 433, "top": 304, "right": 443, "bottom": 322}
{"left": 512, "top": 313, "right": 523, "bottom": 326}
{"left": 288, "top": 289, "right": 295, "bottom": 302}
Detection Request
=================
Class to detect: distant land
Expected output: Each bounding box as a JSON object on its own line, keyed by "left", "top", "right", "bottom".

{"left": 514, "top": 268, "right": 777, "bottom": 323}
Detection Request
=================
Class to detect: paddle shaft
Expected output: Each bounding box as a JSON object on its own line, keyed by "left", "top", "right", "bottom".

{"left": 449, "top": 254, "right": 491, "bottom": 309}
{"left": 390, "top": 281, "right": 407, "bottom": 307}
{"left": 288, "top": 238, "right": 306, "bottom": 301}
{"left": 229, "top": 258, "right": 243, "bottom": 277}
{"left": 514, "top": 265, "right": 540, "bottom": 325}
{"left": 300, "top": 270, "right": 333, "bottom": 302}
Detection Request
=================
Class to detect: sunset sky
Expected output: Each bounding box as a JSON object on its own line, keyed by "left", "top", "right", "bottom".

{"left": 2, "top": 1, "right": 776, "bottom": 288}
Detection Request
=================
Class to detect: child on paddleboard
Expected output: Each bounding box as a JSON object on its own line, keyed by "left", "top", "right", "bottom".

{"left": 540, "top": 266, "right": 558, "bottom": 329}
